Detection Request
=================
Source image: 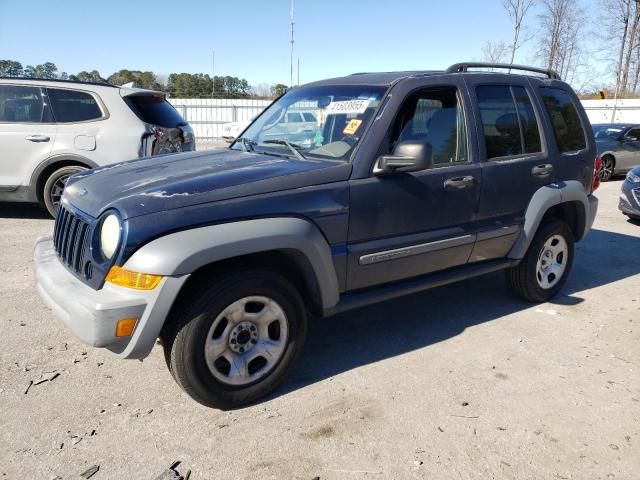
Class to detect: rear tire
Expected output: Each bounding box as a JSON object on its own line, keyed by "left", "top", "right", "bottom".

{"left": 600, "top": 155, "right": 615, "bottom": 182}
{"left": 506, "top": 220, "right": 574, "bottom": 302}
{"left": 161, "top": 269, "right": 307, "bottom": 409}
{"left": 42, "top": 165, "right": 87, "bottom": 217}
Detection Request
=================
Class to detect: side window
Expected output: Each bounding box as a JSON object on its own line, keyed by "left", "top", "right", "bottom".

{"left": 627, "top": 128, "right": 640, "bottom": 141}
{"left": 47, "top": 88, "right": 103, "bottom": 123}
{"left": 286, "top": 112, "right": 303, "bottom": 123}
{"left": 477, "top": 85, "right": 542, "bottom": 160}
{"left": 539, "top": 87, "right": 586, "bottom": 153}
{"left": 391, "top": 87, "right": 468, "bottom": 165}
{"left": 302, "top": 112, "right": 316, "bottom": 122}
{"left": 0, "top": 85, "right": 48, "bottom": 123}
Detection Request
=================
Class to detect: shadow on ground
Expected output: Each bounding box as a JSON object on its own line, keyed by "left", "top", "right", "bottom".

{"left": 281, "top": 228, "right": 640, "bottom": 397}
{"left": 0, "top": 203, "right": 51, "bottom": 220}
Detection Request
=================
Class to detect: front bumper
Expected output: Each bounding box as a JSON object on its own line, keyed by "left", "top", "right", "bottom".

{"left": 619, "top": 184, "right": 640, "bottom": 218}
{"left": 33, "top": 235, "right": 188, "bottom": 359}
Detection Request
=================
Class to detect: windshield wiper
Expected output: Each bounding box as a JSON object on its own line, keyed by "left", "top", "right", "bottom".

{"left": 235, "top": 137, "right": 256, "bottom": 152}
{"left": 262, "top": 140, "right": 306, "bottom": 160}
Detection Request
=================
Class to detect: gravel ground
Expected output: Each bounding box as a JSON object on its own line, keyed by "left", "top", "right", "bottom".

{"left": 0, "top": 180, "right": 638, "bottom": 480}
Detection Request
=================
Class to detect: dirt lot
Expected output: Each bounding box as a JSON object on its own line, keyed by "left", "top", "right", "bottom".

{"left": 0, "top": 180, "right": 638, "bottom": 480}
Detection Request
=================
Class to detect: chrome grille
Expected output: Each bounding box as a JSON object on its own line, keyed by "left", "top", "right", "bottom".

{"left": 53, "top": 205, "right": 90, "bottom": 274}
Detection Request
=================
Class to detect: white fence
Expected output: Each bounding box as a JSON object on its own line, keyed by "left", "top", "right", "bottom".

{"left": 168, "top": 98, "right": 273, "bottom": 140}
{"left": 582, "top": 99, "right": 640, "bottom": 124}
{"left": 169, "top": 97, "right": 640, "bottom": 141}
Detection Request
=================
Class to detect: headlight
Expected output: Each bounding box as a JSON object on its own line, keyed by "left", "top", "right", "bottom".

{"left": 100, "top": 214, "right": 121, "bottom": 260}
{"left": 627, "top": 171, "right": 640, "bottom": 183}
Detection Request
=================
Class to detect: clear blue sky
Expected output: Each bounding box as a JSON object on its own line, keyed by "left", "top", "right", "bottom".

{"left": 0, "top": 0, "right": 603, "bottom": 87}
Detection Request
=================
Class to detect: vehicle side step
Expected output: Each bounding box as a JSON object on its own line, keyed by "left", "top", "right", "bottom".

{"left": 324, "top": 258, "right": 518, "bottom": 316}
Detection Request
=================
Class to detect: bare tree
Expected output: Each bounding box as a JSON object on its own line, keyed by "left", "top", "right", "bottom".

{"left": 537, "top": 0, "right": 585, "bottom": 81}
{"left": 600, "top": 0, "right": 640, "bottom": 96}
{"left": 503, "top": 0, "right": 536, "bottom": 63}
{"left": 482, "top": 41, "right": 510, "bottom": 63}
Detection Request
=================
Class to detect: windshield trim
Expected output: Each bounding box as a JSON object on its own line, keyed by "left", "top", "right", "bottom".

{"left": 229, "top": 84, "right": 391, "bottom": 163}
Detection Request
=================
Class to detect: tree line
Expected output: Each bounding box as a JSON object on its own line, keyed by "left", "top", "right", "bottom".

{"left": 0, "top": 60, "right": 289, "bottom": 98}
{"left": 484, "top": 0, "right": 640, "bottom": 98}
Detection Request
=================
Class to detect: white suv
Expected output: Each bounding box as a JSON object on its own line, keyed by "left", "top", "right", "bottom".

{"left": 0, "top": 78, "right": 195, "bottom": 216}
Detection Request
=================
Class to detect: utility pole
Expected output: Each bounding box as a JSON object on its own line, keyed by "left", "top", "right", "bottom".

{"left": 297, "top": 57, "right": 300, "bottom": 85}
{"left": 290, "top": 0, "right": 295, "bottom": 88}
{"left": 212, "top": 50, "right": 215, "bottom": 98}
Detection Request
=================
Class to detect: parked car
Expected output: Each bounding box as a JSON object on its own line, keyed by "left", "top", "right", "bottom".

{"left": 619, "top": 165, "right": 640, "bottom": 220}
{"left": 592, "top": 123, "right": 640, "bottom": 181}
{"left": 221, "top": 117, "right": 253, "bottom": 142}
{"left": 0, "top": 78, "right": 195, "bottom": 216}
{"left": 34, "top": 62, "right": 599, "bottom": 409}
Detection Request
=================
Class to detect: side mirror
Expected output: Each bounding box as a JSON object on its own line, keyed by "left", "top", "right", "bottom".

{"left": 375, "top": 141, "right": 433, "bottom": 175}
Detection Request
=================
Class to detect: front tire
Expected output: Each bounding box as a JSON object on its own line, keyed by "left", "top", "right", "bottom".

{"left": 161, "top": 269, "right": 307, "bottom": 409}
{"left": 506, "top": 220, "right": 574, "bottom": 302}
{"left": 42, "top": 165, "right": 87, "bottom": 217}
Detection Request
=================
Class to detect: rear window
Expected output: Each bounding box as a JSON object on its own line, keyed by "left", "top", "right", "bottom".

{"left": 539, "top": 87, "right": 586, "bottom": 153}
{"left": 477, "top": 85, "right": 542, "bottom": 159}
{"left": 124, "top": 95, "right": 185, "bottom": 128}
{"left": 0, "top": 85, "right": 50, "bottom": 123}
{"left": 47, "top": 88, "right": 103, "bottom": 122}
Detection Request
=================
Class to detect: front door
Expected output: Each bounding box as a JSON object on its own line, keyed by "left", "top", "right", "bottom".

{"left": 347, "top": 83, "right": 481, "bottom": 291}
{"left": 0, "top": 84, "right": 56, "bottom": 189}
{"left": 618, "top": 127, "right": 640, "bottom": 172}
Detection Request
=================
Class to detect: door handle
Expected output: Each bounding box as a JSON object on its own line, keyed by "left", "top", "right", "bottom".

{"left": 532, "top": 164, "right": 553, "bottom": 177}
{"left": 444, "top": 175, "right": 475, "bottom": 190}
{"left": 25, "top": 135, "right": 50, "bottom": 143}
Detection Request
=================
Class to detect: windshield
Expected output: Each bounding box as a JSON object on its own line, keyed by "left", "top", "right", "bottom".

{"left": 231, "top": 85, "right": 387, "bottom": 161}
{"left": 592, "top": 125, "right": 623, "bottom": 141}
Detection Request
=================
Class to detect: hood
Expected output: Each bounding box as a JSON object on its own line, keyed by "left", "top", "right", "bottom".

{"left": 595, "top": 138, "right": 618, "bottom": 153}
{"left": 64, "top": 149, "right": 351, "bottom": 219}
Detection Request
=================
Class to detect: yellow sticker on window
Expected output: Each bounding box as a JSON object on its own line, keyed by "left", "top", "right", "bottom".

{"left": 343, "top": 119, "right": 362, "bottom": 135}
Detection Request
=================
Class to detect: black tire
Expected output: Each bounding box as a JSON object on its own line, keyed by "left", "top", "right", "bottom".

{"left": 161, "top": 269, "right": 307, "bottom": 409}
{"left": 600, "top": 155, "right": 615, "bottom": 182}
{"left": 506, "top": 220, "right": 574, "bottom": 302}
{"left": 42, "top": 165, "right": 87, "bottom": 217}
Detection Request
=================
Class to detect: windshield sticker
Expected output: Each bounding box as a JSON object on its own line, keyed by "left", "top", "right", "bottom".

{"left": 325, "top": 99, "right": 370, "bottom": 115}
{"left": 343, "top": 119, "right": 362, "bottom": 135}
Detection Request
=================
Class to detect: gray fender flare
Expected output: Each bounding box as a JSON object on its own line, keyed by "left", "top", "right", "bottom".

{"left": 123, "top": 217, "right": 340, "bottom": 309}
{"left": 508, "top": 180, "right": 590, "bottom": 259}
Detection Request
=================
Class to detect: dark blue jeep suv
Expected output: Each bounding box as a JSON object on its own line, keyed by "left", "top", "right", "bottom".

{"left": 34, "top": 63, "right": 600, "bottom": 409}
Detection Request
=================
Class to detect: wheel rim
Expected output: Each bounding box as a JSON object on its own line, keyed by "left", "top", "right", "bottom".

{"left": 204, "top": 296, "right": 289, "bottom": 386}
{"left": 601, "top": 158, "right": 614, "bottom": 180}
{"left": 535, "top": 234, "right": 568, "bottom": 289}
{"left": 49, "top": 173, "right": 75, "bottom": 210}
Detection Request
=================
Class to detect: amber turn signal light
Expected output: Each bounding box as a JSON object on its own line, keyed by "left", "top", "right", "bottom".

{"left": 115, "top": 318, "right": 138, "bottom": 337}
{"left": 105, "top": 266, "right": 163, "bottom": 290}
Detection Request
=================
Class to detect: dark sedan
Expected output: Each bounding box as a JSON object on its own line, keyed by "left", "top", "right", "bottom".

{"left": 619, "top": 165, "right": 640, "bottom": 220}
{"left": 593, "top": 123, "right": 640, "bottom": 181}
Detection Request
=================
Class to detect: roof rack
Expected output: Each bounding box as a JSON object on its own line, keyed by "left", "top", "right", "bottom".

{"left": 0, "top": 76, "right": 118, "bottom": 88}
{"left": 445, "top": 62, "right": 560, "bottom": 80}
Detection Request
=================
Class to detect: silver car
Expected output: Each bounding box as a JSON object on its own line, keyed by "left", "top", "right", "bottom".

{"left": 0, "top": 78, "right": 195, "bottom": 216}
{"left": 593, "top": 123, "right": 640, "bottom": 181}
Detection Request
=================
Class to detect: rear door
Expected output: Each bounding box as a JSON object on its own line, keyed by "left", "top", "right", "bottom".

{"left": 47, "top": 87, "right": 107, "bottom": 165}
{"left": 0, "top": 84, "right": 56, "bottom": 189}
{"left": 463, "top": 76, "right": 551, "bottom": 262}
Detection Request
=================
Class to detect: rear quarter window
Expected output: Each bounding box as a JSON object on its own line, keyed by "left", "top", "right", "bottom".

{"left": 47, "top": 88, "right": 103, "bottom": 122}
{"left": 539, "top": 87, "right": 586, "bottom": 153}
{"left": 124, "top": 95, "right": 185, "bottom": 128}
